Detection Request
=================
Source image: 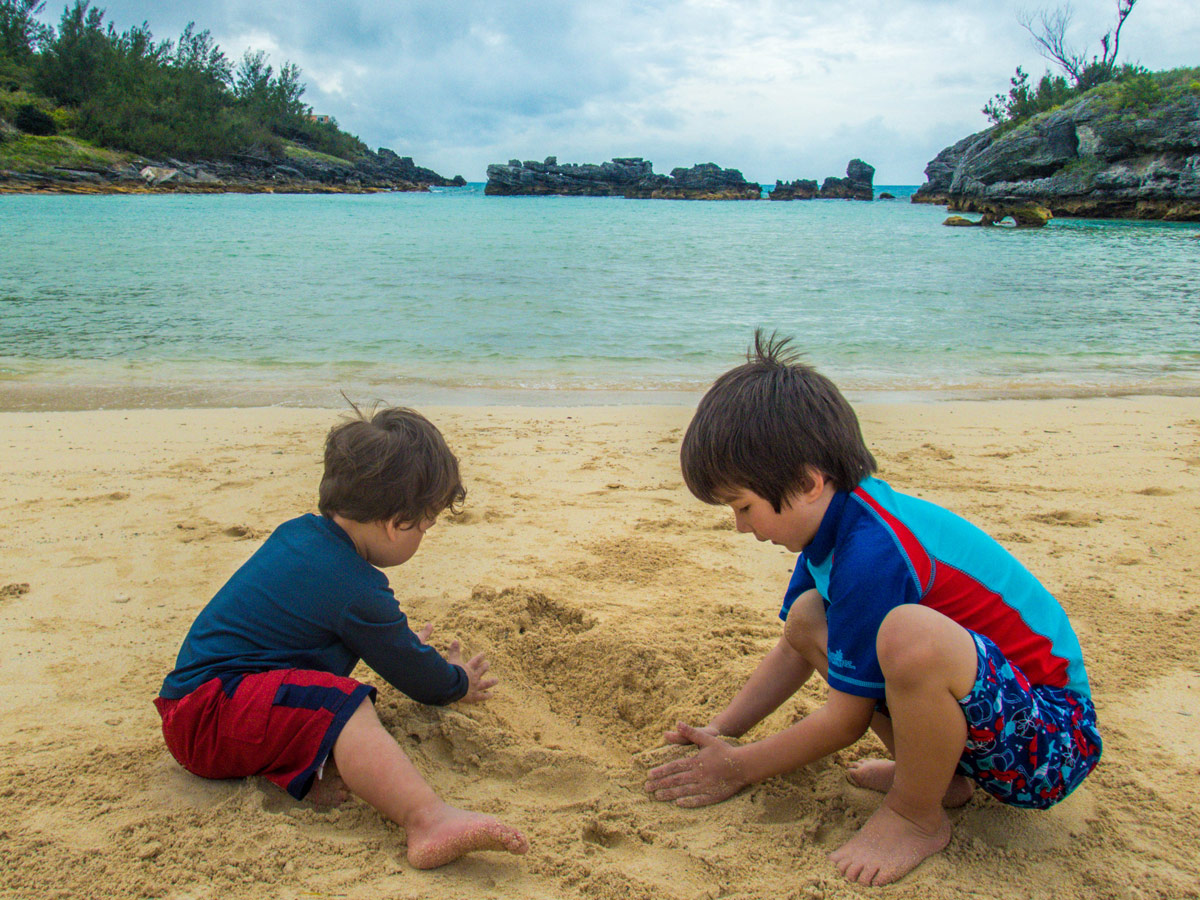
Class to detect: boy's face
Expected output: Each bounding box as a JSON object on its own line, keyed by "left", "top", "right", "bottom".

{"left": 719, "top": 483, "right": 828, "bottom": 554}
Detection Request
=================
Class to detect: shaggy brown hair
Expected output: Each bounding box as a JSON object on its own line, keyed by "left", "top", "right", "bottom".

{"left": 318, "top": 403, "right": 465, "bottom": 526}
{"left": 681, "top": 330, "right": 877, "bottom": 511}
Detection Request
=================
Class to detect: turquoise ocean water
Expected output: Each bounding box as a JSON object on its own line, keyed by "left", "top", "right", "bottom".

{"left": 1, "top": 184, "right": 1198, "bottom": 408}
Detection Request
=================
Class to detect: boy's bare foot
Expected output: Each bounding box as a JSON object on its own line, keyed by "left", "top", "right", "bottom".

{"left": 829, "top": 803, "right": 951, "bottom": 886}
{"left": 846, "top": 759, "right": 974, "bottom": 808}
{"left": 307, "top": 773, "right": 351, "bottom": 808}
{"left": 405, "top": 804, "right": 530, "bottom": 869}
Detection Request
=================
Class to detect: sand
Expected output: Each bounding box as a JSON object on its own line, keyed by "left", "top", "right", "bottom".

{"left": 1, "top": 398, "right": 1198, "bottom": 900}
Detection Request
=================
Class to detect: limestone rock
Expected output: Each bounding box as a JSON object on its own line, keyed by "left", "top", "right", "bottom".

{"left": 817, "top": 159, "right": 875, "bottom": 200}
{"left": 484, "top": 157, "right": 760, "bottom": 200}
{"left": 913, "top": 76, "right": 1200, "bottom": 221}
{"left": 769, "top": 179, "right": 818, "bottom": 200}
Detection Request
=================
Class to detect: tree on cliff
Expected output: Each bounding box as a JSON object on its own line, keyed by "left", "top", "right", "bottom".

{"left": 984, "top": 0, "right": 1142, "bottom": 126}
{"left": 0, "top": 0, "right": 48, "bottom": 63}
{"left": 3, "top": 0, "right": 366, "bottom": 161}
{"left": 1020, "top": 0, "right": 1138, "bottom": 90}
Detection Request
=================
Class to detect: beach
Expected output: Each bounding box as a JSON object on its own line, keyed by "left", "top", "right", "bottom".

{"left": 1, "top": 397, "right": 1198, "bottom": 900}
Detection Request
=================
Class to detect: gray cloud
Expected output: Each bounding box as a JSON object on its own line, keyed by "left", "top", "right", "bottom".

{"left": 35, "top": 0, "right": 1200, "bottom": 182}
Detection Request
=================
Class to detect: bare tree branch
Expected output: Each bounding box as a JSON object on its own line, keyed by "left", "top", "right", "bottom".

{"left": 1103, "top": 0, "right": 1137, "bottom": 67}
{"left": 1019, "top": 0, "right": 1139, "bottom": 85}
{"left": 1019, "top": 3, "right": 1085, "bottom": 82}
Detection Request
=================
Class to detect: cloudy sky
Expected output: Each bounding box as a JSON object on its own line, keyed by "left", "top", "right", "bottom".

{"left": 37, "top": 0, "right": 1199, "bottom": 184}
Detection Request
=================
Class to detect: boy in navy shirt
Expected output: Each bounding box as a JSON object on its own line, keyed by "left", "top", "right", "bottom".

{"left": 156, "top": 406, "right": 528, "bottom": 869}
{"left": 645, "top": 332, "right": 1100, "bottom": 886}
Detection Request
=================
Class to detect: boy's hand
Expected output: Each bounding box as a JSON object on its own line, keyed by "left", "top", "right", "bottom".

{"left": 644, "top": 722, "right": 749, "bottom": 807}
{"left": 414, "top": 623, "right": 434, "bottom": 644}
{"left": 665, "top": 722, "right": 721, "bottom": 745}
{"left": 446, "top": 640, "right": 499, "bottom": 703}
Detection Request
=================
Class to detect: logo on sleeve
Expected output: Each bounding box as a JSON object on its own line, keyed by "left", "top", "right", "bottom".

{"left": 829, "top": 648, "right": 856, "bottom": 671}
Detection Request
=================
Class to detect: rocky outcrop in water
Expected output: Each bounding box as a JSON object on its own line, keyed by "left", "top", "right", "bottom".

{"left": 912, "top": 72, "right": 1200, "bottom": 221}
{"left": 768, "top": 159, "right": 875, "bottom": 200}
{"left": 484, "top": 157, "right": 761, "bottom": 199}
{"left": 0, "top": 143, "right": 465, "bottom": 194}
{"left": 769, "top": 178, "right": 818, "bottom": 200}
{"left": 942, "top": 204, "right": 1053, "bottom": 227}
{"left": 818, "top": 159, "right": 876, "bottom": 200}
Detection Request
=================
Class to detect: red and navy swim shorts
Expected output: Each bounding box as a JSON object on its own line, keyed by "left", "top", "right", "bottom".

{"left": 153, "top": 669, "right": 375, "bottom": 800}
{"left": 956, "top": 632, "right": 1102, "bottom": 809}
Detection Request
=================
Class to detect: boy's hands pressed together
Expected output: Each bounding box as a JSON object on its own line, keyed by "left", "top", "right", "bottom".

{"left": 664, "top": 722, "right": 721, "bottom": 745}
{"left": 446, "top": 639, "right": 498, "bottom": 703}
{"left": 644, "top": 722, "right": 749, "bottom": 807}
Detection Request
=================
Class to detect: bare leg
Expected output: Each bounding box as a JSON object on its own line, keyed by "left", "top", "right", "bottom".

{"left": 784, "top": 590, "right": 972, "bottom": 807}
{"left": 846, "top": 713, "right": 974, "bottom": 808}
{"left": 830, "top": 605, "right": 977, "bottom": 886}
{"left": 332, "top": 699, "right": 529, "bottom": 869}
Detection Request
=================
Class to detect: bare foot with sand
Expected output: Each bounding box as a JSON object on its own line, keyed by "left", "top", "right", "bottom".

{"left": 846, "top": 759, "right": 975, "bottom": 808}
{"left": 306, "top": 771, "right": 351, "bottom": 808}
{"left": 405, "top": 803, "right": 530, "bottom": 869}
{"left": 829, "top": 803, "right": 951, "bottom": 886}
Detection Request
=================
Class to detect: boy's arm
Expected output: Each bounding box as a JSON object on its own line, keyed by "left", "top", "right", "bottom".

{"left": 646, "top": 688, "right": 876, "bottom": 806}
{"left": 671, "top": 633, "right": 814, "bottom": 742}
{"left": 340, "top": 598, "right": 469, "bottom": 705}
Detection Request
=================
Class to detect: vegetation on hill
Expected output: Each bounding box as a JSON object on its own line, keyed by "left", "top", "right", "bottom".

{"left": 0, "top": 0, "right": 367, "bottom": 164}
{"left": 981, "top": 0, "right": 1157, "bottom": 131}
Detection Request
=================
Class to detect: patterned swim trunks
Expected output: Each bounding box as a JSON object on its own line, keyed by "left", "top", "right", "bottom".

{"left": 956, "top": 632, "right": 1102, "bottom": 809}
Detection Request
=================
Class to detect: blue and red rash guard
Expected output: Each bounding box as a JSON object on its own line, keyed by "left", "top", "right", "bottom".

{"left": 160, "top": 514, "right": 467, "bottom": 705}
{"left": 780, "top": 478, "right": 1091, "bottom": 701}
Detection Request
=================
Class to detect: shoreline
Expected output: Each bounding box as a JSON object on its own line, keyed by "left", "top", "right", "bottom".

{"left": 3, "top": 378, "right": 1200, "bottom": 412}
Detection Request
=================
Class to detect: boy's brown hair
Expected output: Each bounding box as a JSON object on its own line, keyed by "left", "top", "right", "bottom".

{"left": 318, "top": 404, "right": 465, "bottom": 526}
{"left": 681, "top": 330, "right": 877, "bottom": 511}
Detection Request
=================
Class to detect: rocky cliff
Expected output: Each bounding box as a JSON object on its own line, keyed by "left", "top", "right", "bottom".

{"left": 912, "top": 69, "right": 1200, "bottom": 221}
{"left": 484, "top": 157, "right": 761, "bottom": 199}
{"left": 0, "top": 142, "right": 466, "bottom": 194}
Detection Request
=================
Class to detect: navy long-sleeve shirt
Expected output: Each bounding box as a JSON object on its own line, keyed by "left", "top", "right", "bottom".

{"left": 159, "top": 514, "right": 468, "bottom": 704}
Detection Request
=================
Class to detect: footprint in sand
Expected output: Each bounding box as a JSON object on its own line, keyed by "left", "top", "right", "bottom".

{"left": 1, "top": 582, "right": 31, "bottom": 602}
{"left": 1029, "top": 510, "right": 1099, "bottom": 527}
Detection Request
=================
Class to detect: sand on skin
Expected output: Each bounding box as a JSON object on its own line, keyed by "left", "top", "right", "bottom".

{"left": 0, "top": 398, "right": 1198, "bottom": 900}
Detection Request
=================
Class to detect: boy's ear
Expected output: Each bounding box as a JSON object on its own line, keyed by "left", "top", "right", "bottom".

{"left": 799, "top": 467, "right": 827, "bottom": 501}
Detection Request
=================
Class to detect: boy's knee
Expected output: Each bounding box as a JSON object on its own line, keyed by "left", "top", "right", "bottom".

{"left": 784, "top": 589, "right": 827, "bottom": 653}
{"left": 877, "top": 605, "right": 976, "bottom": 694}
{"left": 876, "top": 605, "right": 945, "bottom": 682}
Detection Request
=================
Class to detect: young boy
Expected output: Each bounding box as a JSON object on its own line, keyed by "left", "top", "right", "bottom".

{"left": 644, "top": 332, "right": 1101, "bottom": 886}
{"left": 155, "top": 406, "right": 528, "bottom": 869}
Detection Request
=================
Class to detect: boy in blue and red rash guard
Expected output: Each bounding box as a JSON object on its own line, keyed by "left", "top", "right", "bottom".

{"left": 645, "top": 332, "right": 1100, "bottom": 887}
{"left": 155, "top": 406, "right": 528, "bottom": 870}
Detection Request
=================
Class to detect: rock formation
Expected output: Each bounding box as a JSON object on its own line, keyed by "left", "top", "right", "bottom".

{"left": 768, "top": 160, "right": 875, "bottom": 200}
{"left": 942, "top": 204, "right": 1052, "bottom": 227}
{"left": 484, "top": 157, "right": 761, "bottom": 199}
{"left": 769, "top": 179, "right": 818, "bottom": 200}
{"left": 817, "top": 159, "right": 876, "bottom": 200}
{"left": 912, "top": 73, "right": 1200, "bottom": 221}
{"left": 0, "top": 144, "right": 465, "bottom": 194}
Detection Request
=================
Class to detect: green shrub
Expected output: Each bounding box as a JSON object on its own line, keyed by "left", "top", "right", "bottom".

{"left": 14, "top": 101, "right": 54, "bottom": 134}
{"left": 1117, "top": 73, "right": 1163, "bottom": 111}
